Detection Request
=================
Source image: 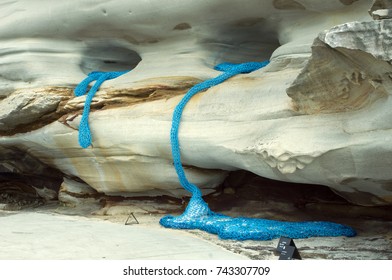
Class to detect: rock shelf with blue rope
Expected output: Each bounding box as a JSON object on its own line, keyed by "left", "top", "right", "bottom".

{"left": 74, "top": 62, "right": 356, "bottom": 241}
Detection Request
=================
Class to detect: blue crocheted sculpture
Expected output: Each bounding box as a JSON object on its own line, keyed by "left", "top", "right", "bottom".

{"left": 74, "top": 62, "right": 356, "bottom": 241}
{"left": 159, "top": 61, "right": 356, "bottom": 240}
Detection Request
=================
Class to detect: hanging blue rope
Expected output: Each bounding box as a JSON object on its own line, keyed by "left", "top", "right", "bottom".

{"left": 74, "top": 70, "right": 129, "bottom": 148}
{"left": 160, "top": 61, "right": 356, "bottom": 240}
{"left": 170, "top": 61, "right": 269, "bottom": 196}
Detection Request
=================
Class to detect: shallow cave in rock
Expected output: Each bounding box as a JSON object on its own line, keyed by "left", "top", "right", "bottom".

{"left": 0, "top": 149, "right": 63, "bottom": 210}
{"left": 200, "top": 16, "right": 280, "bottom": 67}
{"left": 206, "top": 171, "right": 392, "bottom": 222}
{"left": 79, "top": 42, "right": 142, "bottom": 74}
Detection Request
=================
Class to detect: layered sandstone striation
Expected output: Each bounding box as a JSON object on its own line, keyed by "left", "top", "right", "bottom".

{"left": 1, "top": 0, "right": 391, "bottom": 206}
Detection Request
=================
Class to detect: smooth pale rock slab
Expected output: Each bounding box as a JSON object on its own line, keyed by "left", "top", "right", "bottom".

{"left": 0, "top": 212, "right": 247, "bottom": 260}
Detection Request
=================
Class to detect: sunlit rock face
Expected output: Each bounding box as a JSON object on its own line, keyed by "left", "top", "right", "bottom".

{"left": 1, "top": 0, "right": 392, "bottom": 205}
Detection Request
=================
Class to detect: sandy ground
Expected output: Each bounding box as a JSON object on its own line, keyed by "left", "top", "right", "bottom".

{"left": 1, "top": 199, "right": 391, "bottom": 260}
{"left": 0, "top": 209, "right": 247, "bottom": 260}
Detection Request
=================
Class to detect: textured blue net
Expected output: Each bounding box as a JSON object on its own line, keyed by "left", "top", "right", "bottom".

{"left": 74, "top": 62, "right": 356, "bottom": 241}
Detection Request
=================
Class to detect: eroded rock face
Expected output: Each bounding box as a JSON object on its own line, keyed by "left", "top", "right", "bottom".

{"left": 287, "top": 20, "right": 392, "bottom": 114}
{"left": 1, "top": 0, "right": 391, "bottom": 206}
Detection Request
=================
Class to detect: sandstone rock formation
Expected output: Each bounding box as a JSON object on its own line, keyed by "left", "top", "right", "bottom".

{"left": 1, "top": 0, "right": 391, "bottom": 206}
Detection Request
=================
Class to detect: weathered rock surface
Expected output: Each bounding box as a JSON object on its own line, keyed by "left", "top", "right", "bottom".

{"left": 1, "top": 0, "right": 392, "bottom": 206}
{"left": 369, "top": 0, "right": 392, "bottom": 19}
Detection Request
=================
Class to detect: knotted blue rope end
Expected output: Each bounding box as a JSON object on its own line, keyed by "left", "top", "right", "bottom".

{"left": 78, "top": 119, "right": 92, "bottom": 149}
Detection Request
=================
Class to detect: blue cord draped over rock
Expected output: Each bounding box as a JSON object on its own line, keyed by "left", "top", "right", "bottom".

{"left": 74, "top": 70, "right": 129, "bottom": 148}
{"left": 74, "top": 63, "right": 356, "bottom": 241}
